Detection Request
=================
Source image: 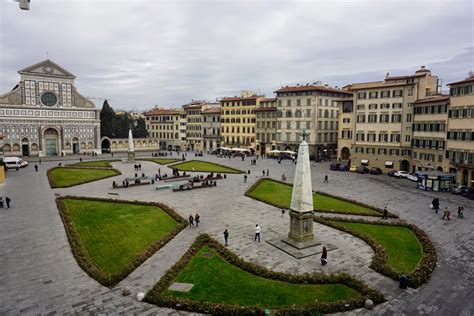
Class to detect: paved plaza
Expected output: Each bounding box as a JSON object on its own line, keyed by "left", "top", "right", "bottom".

{"left": 1, "top": 153, "right": 473, "bottom": 315}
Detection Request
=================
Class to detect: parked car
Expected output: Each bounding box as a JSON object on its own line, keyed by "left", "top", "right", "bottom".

{"left": 357, "top": 166, "right": 370, "bottom": 174}
{"left": 387, "top": 170, "right": 395, "bottom": 177}
{"left": 451, "top": 185, "right": 469, "bottom": 195}
{"left": 330, "top": 162, "right": 341, "bottom": 171}
{"left": 407, "top": 174, "right": 418, "bottom": 182}
{"left": 339, "top": 164, "right": 349, "bottom": 171}
{"left": 349, "top": 165, "right": 358, "bottom": 172}
{"left": 369, "top": 167, "right": 382, "bottom": 175}
{"left": 466, "top": 188, "right": 474, "bottom": 200}
{"left": 394, "top": 170, "right": 409, "bottom": 178}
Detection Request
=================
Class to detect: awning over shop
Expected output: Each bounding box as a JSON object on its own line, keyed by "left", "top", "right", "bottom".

{"left": 385, "top": 161, "right": 394, "bottom": 167}
{"left": 361, "top": 159, "right": 369, "bottom": 165}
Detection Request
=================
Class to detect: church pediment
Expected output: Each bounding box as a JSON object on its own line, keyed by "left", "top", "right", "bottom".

{"left": 18, "top": 59, "right": 76, "bottom": 79}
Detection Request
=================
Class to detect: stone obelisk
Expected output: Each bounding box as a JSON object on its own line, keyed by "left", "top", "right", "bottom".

{"left": 286, "top": 129, "right": 318, "bottom": 247}
{"left": 127, "top": 129, "right": 135, "bottom": 163}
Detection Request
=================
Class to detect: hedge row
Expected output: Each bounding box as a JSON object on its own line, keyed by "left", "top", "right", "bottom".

{"left": 56, "top": 196, "right": 187, "bottom": 287}
{"left": 144, "top": 234, "right": 385, "bottom": 315}
{"left": 47, "top": 166, "right": 121, "bottom": 188}
{"left": 314, "top": 217, "right": 436, "bottom": 288}
{"left": 169, "top": 160, "right": 244, "bottom": 174}
{"left": 67, "top": 159, "right": 121, "bottom": 168}
{"left": 245, "top": 178, "right": 397, "bottom": 218}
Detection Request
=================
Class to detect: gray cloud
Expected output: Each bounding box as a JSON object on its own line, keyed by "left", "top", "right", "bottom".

{"left": 1, "top": 0, "right": 472, "bottom": 111}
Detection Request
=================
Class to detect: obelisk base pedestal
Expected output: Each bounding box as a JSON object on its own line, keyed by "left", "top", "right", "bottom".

{"left": 126, "top": 151, "right": 135, "bottom": 163}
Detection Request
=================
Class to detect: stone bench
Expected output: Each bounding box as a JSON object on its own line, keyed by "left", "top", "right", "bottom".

{"left": 156, "top": 185, "right": 172, "bottom": 190}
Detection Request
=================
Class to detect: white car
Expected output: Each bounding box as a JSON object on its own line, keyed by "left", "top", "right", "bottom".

{"left": 394, "top": 170, "right": 409, "bottom": 178}
{"left": 407, "top": 174, "right": 418, "bottom": 182}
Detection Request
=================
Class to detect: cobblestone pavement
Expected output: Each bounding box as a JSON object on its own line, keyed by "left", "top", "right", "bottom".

{"left": 1, "top": 153, "right": 473, "bottom": 315}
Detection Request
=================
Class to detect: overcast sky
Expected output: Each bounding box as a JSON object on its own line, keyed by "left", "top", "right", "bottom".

{"left": 1, "top": 0, "right": 472, "bottom": 111}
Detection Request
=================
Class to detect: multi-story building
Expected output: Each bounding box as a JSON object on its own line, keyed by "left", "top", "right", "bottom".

{"left": 336, "top": 98, "right": 354, "bottom": 161}
{"left": 183, "top": 101, "right": 210, "bottom": 151}
{"left": 412, "top": 95, "right": 449, "bottom": 172}
{"left": 255, "top": 98, "right": 277, "bottom": 156}
{"left": 447, "top": 75, "right": 474, "bottom": 187}
{"left": 178, "top": 109, "right": 187, "bottom": 150}
{"left": 202, "top": 106, "right": 221, "bottom": 151}
{"left": 144, "top": 108, "right": 182, "bottom": 150}
{"left": 220, "top": 91, "right": 263, "bottom": 149}
{"left": 0, "top": 59, "right": 101, "bottom": 157}
{"left": 274, "top": 84, "right": 352, "bottom": 158}
{"left": 348, "top": 66, "right": 439, "bottom": 172}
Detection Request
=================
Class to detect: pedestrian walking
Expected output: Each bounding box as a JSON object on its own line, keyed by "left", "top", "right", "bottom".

{"left": 254, "top": 224, "right": 261, "bottom": 242}
{"left": 323, "top": 175, "right": 328, "bottom": 183}
{"left": 195, "top": 213, "right": 200, "bottom": 227}
{"left": 442, "top": 207, "right": 451, "bottom": 220}
{"left": 223, "top": 229, "right": 229, "bottom": 246}
{"left": 5, "top": 197, "right": 11, "bottom": 208}
{"left": 139, "top": 163, "right": 142, "bottom": 171}
{"left": 189, "top": 214, "right": 195, "bottom": 227}
{"left": 266, "top": 169, "right": 269, "bottom": 176}
{"left": 321, "top": 246, "right": 328, "bottom": 265}
{"left": 262, "top": 170, "right": 265, "bottom": 177}
{"left": 458, "top": 206, "right": 464, "bottom": 218}
{"left": 244, "top": 175, "right": 248, "bottom": 183}
{"left": 382, "top": 207, "right": 388, "bottom": 219}
{"left": 34, "top": 164, "right": 38, "bottom": 172}
{"left": 281, "top": 209, "right": 286, "bottom": 217}
{"left": 281, "top": 173, "right": 286, "bottom": 181}
{"left": 432, "top": 198, "right": 440, "bottom": 213}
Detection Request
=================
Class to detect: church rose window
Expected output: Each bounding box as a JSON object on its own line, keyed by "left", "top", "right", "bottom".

{"left": 41, "top": 92, "right": 58, "bottom": 106}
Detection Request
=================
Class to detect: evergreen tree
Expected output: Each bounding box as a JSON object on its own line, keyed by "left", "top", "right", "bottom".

{"left": 99, "top": 100, "right": 115, "bottom": 137}
{"left": 133, "top": 117, "right": 148, "bottom": 138}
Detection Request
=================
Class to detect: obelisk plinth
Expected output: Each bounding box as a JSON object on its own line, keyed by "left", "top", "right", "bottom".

{"left": 127, "top": 129, "right": 135, "bottom": 163}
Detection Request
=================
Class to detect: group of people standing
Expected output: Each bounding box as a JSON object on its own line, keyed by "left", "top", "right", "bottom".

{"left": 188, "top": 213, "right": 201, "bottom": 227}
{"left": 432, "top": 197, "right": 465, "bottom": 220}
{"left": 133, "top": 163, "right": 142, "bottom": 171}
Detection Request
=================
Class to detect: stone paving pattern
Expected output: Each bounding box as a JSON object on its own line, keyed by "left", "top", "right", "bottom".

{"left": 1, "top": 152, "right": 473, "bottom": 315}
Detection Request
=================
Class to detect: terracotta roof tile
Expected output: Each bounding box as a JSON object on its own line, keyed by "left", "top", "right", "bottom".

{"left": 414, "top": 95, "right": 449, "bottom": 104}
{"left": 144, "top": 108, "right": 181, "bottom": 116}
{"left": 220, "top": 95, "right": 262, "bottom": 102}
{"left": 202, "top": 107, "right": 221, "bottom": 114}
{"left": 274, "top": 85, "right": 352, "bottom": 95}
{"left": 447, "top": 76, "right": 474, "bottom": 86}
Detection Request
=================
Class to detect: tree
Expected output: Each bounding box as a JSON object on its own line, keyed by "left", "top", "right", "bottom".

{"left": 113, "top": 113, "right": 131, "bottom": 138}
{"left": 100, "top": 100, "right": 115, "bottom": 137}
{"left": 133, "top": 117, "right": 148, "bottom": 138}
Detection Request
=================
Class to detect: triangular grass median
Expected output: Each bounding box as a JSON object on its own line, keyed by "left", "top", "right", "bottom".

{"left": 145, "top": 234, "right": 385, "bottom": 314}
{"left": 56, "top": 196, "right": 187, "bottom": 287}
{"left": 315, "top": 217, "right": 436, "bottom": 288}
{"left": 48, "top": 167, "right": 120, "bottom": 188}
{"left": 140, "top": 158, "right": 181, "bottom": 165}
{"left": 246, "top": 178, "right": 393, "bottom": 217}
{"left": 170, "top": 160, "right": 243, "bottom": 174}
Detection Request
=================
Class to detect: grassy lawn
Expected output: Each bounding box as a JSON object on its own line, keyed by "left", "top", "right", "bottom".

{"left": 330, "top": 221, "right": 423, "bottom": 275}
{"left": 164, "top": 246, "right": 360, "bottom": 307}
{"left": 71, "top": 160, "right": 119, "bottom": 167}
{"left": 171, "top": 160, "right": 243, "bottom": 174}
{"left": 247, "top": 179, "right": 381, "bottom": 216}
{"left": 141, "top": 158, "right": 181, "bottom": 165}
{"left": 49, "top": 167, "right": 120, "bottom": 188}
{"left": 63, "top": 198, "right": 179, "bottom": 276}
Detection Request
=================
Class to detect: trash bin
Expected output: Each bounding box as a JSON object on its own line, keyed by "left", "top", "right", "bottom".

{"left": 399, "top": 274, "right": 408, "bottom": 289}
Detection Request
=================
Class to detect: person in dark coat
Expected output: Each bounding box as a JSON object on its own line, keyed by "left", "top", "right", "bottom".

{"left": 188, "top": 214, "right": 194, "bottom": 227}
{"left": 382, "top": 207, "right": 388, "bottom": 219}
{"left": 5, "top": 197, "right": 11, "bottom": 208}
{"left": 223, "top": 229, "right": 229, "bottom": 246}
{"left": 321, "top": 246, "right": 327, "bottom": 265}
{"left": 195, "top": 213, "right": 200, "bottom": 227}
{"left": 34, "top": 164, "right": 38, "bottom": 172}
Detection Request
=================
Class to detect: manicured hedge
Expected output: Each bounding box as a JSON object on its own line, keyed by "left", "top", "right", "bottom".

{"left": 47, "top": 166, "right": 121, "bottom": 188}
{"left": 68, "top": 159, "right": 121, "bottom": 168}
{"left": 144, "top": 234, "right": 385, "bottom": 315}
{"left": 56, "top": 196, "right": 187, "bottom": 287}
{"left": 245, "top": 178, "right": 397, "bottom": 218}
{"left": 169, "top": 160, "right": 244, "bottom": 174}
{"left": 314, "top": 217, "right": 436, "bottom": 288}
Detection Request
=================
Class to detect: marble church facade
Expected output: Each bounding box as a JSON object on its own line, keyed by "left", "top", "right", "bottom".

{"left": 0, "top": 59, "right": 101, "bottom": 157}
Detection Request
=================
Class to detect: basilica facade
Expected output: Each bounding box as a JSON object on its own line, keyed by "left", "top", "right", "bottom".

{"left": 0, "top": 60, "right": 101, "bottom": 156}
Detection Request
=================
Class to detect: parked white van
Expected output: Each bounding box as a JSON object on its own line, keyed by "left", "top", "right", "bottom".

{"left": 3, "top": 157, "right": 28, "bottom": 169}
